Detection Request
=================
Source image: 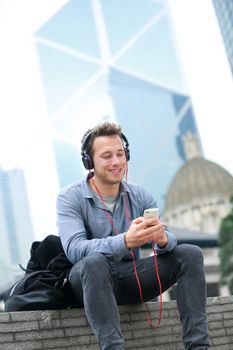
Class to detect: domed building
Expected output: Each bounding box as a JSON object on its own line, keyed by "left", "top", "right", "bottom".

{"left": 164, "top": 134, "right": 233, "bottom": 234}
{"left": 164, "top": 133, "right": 233, "bottom": 297}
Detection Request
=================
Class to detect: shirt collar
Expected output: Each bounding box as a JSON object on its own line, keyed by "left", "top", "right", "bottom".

{"left": 81, "top": 175, "right": 131, "bottom": 199}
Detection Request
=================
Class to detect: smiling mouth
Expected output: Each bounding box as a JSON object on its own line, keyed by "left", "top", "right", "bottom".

{"left": 109, "top": 169, "right": 121, "bottom": 175}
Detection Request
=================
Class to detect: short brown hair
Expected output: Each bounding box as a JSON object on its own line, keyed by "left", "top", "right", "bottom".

{"left": 81, "top": 122, "right": 122, "bottom": 157}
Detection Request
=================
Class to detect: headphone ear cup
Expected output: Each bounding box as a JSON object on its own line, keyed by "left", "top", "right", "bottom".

{"left": 82, "top": 153, "right": 93, "bottom": 170}
{"left": 125, "top": 148, "right": 130, "bottom": 161}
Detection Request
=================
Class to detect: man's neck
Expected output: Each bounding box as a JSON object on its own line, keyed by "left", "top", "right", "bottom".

{"left": 88, "top": 177, "right": 120, "bottom": 197}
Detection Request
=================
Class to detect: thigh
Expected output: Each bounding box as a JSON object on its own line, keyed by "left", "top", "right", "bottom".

{"left": 110, "top": 252, "right": 177, "bottom": 305}
{"left": 68, "top": 253, "right": 112, "bottom": 305}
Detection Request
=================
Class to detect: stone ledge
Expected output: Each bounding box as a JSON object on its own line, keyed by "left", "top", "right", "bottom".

{"left": 0, "top": 296, "right": 232, "bottom": 349}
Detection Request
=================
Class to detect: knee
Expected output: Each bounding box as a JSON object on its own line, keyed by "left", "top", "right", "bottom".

{"left": 174, "top": 244, "right": 204, "bottom": 269}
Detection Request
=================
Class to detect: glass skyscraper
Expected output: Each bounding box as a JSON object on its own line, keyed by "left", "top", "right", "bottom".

{"left": 110, "top": 68, "right": 199, "bottom": 208}
{"left": 35, "top": 0, "right": 202, "bottom": 210}
{"left": 212, "top": 0, "right": 233, "bottom": 75}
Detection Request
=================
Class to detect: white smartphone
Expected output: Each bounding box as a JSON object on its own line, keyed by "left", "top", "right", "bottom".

{"left": 143, "top": 208, "right": 159, "bottom": 219}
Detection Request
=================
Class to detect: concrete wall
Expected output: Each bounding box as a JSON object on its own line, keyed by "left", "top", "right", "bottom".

{"left": 0, "top": 296, "right": 233, "bottom": 350}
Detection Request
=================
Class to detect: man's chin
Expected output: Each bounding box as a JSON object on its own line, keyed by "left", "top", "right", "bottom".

{"left": 108, "top": 179, "right": 121, "bottom": 185}
{"left": 107, "top": 176, "right": 123, "bottom": 185}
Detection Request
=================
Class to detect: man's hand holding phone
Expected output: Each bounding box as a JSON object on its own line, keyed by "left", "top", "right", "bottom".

{"left": 124, "top": 208, "right": 168, "bottom": 249}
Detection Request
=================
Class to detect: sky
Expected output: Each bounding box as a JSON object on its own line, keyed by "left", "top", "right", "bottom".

{"left": 0, "top": 0, "right": 69, "bottom": 239}
{"left": 0, "top": 0, "right": 233, "bottom": 241}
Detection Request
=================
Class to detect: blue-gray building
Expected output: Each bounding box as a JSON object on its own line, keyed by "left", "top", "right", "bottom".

{"left": 35, "top": 0, "right": 202, "bottom": 210}
{"left": 110, "top": 68, "right": 199, "bottom": 209}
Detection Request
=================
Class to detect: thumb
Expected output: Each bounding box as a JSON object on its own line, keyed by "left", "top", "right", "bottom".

{"left": 133, "top": 217, "right": 143, "bottom": 225}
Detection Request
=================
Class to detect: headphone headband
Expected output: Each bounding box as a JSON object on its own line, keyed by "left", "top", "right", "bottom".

{"left": 81, "top": 130, "right": 95, "bottom": 154}
{"left": 81, "top": 130, "right": 130, "bottom": 170}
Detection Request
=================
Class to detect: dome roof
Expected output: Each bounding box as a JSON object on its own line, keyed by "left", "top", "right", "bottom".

{"left": 165, "top": 157, "right": 233, "bottom": 212}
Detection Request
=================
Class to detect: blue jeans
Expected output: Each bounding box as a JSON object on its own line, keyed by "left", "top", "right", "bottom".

{"left": 69, "top": 244, "right": 210, "bottom": 350}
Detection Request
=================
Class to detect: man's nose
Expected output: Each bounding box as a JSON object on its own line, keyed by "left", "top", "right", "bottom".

{"left": 111, "top": 155, "right": 121, "bottom": 164}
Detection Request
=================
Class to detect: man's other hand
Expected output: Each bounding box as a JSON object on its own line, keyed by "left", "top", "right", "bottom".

{"left": 124, "top": 217, "right": 168, "bottom": 248}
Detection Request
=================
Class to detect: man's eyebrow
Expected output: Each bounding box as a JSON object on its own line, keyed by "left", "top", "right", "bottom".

{"left": 100, "top": 149, "right": 124, "bottom": 155}
{"left": 100, "top": 151, "right": 111, "bottom": 155}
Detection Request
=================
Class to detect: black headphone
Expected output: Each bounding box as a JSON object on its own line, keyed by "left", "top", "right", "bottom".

{"left": 81, "top": 130, "right": 130, "bottom": 170}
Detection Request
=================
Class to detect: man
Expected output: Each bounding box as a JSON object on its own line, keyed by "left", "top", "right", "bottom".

{"left": 56, "top": 122, "right": 210, "bottom": 350}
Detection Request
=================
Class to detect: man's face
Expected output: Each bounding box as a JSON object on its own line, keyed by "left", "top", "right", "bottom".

{"left": 92, "top": 135, "right": 127, "bottom": 186}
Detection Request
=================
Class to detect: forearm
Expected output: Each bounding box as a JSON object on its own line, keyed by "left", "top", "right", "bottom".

{"left": 62, "top": 232, "right": 129, "bottom": 264}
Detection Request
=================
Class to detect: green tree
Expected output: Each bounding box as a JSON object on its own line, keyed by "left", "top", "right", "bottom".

{"left": 219, "top": 195, "right": 233, "bottom": 294}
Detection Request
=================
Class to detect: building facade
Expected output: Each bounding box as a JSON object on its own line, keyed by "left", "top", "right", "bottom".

{"left": 164, "top": 134, "right": 233, "bottom": 297}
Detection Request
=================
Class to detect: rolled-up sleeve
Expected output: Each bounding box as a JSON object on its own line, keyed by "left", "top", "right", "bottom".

{"left": 154, "top": 228, "right": 177, "bottom": 254}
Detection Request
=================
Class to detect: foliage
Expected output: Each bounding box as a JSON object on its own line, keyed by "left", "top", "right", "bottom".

{"left": 219, "top": 195, "right": 233, "bottom": 294}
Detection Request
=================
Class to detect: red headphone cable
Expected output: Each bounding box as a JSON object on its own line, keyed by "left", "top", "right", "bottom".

{"left": 90, "top": 171, "right": 163, "bottom": 328}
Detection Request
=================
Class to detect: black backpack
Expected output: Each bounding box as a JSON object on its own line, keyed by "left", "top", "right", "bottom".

{"left": 4, "top": 235, "right": 80, "bottom": 311}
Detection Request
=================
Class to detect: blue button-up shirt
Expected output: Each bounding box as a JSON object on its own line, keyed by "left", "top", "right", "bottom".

{"left": 56, "top": 178, "right": 177, "bottom": 264}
